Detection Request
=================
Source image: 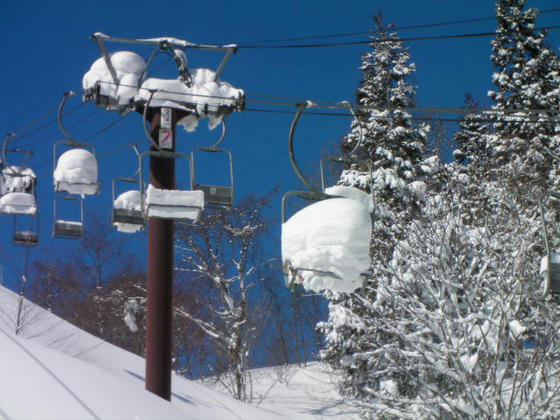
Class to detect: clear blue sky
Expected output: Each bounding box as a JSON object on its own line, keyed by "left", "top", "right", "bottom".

{"left": 0, "top": 0, "right": 558, "bottom": 288}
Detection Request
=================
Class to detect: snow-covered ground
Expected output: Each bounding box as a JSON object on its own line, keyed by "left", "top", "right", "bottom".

{"left": 0, "top": 286, "right": 354, "bottom": 419}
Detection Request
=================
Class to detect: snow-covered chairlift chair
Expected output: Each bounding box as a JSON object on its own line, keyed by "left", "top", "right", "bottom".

{"left": 53, "top": 195, "right": 84, "bottom": 239}
{"left": 0, "top": 133, "right": 39, "bottom": 245}
{"left": 111, "top": 145, "right": 145, "bottom": 233}
{"left": 139, "top": 96, "right": 204, "bottom": 222}
{"left": 539, "top": 192, "right": 560, "bottom": 296}
{"left": 281, "top": 102, "right": 372, "bottom": 293}
{"left": 191, "top": 121, "right": 234, "bottom": 208}
{"left": 53, "top": 92, "right": 101, "bottom": 196}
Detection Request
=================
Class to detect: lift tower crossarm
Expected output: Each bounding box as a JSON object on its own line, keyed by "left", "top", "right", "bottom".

{"left": 90, "top": 32, "right": 237, "bottom": 82}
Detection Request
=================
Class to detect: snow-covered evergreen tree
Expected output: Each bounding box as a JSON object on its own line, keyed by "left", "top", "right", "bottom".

{"left": 320, "top": 3, "right": 560, "bottom": 418}
{"left": 487, "top": 0, "right": 560, "bottom": 191}
{"left": 320, "top": 13, "right": 430, "bottom": 405}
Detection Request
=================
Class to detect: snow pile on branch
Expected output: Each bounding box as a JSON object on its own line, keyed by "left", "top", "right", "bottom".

{"left": 137, "top": 68, "right": 244, "bottom": 130}
{"left": 282, "top": 187, "right": 372, "bottom": 293}
{"left": 1, "top": 166, "right": 36, "bottom": 194}
{"left": 113, "top": 190, "right": 143, "bottom": 233}
{"left": 146, "top": 184, "right": 203, "bottom": 220}
{"left": 54, "top": 149, "right": 99, "bottom": 196}
{"left": 82, "top": 51, "right": 146, "bottom": 110}
{"left": 0, "top": 192, "right": 37, "bottom": 215}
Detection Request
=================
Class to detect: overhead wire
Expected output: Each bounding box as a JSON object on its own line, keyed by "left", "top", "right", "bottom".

{"left": 236, "top": 25, "right": 560, "bottom": 49}
{"left": 230, "top": 7, "right": 560, "bottom": 45}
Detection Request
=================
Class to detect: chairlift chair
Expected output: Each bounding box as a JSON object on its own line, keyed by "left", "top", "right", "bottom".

{"left": 0, "top": 133, "right": 39, "bottom": 246}
{"left": 191, "top": 121, "right": 234, "bottom": 208}
{"left": 13, "top": 214, "right": 39, "bottom": 247}
{"left": 111, "top": 145, "right": 145, "bottom": 231}
{"left": 139, "top": 96, "right": 204, "bottom": 222}
{"left": 539, "top": 192, "right": 560, "bottom": 296}
{"left": 139, "top": 150, "right": 203, "bottom": 221}
{"left": 53, "top": 92, "right": 101, "bottom": 196}
{"left": 53, "top": 195, "right": 84, "bottom": 239}
{"left": 281, "top": 102, "right": 341, "bottom": 289}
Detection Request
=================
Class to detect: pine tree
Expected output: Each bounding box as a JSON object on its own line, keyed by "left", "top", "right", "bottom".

{"left": 320, "top": 13, "right": 431, "bottom": 405}
{"left": 486, "top": 0, "right": 560, "bottom": 191}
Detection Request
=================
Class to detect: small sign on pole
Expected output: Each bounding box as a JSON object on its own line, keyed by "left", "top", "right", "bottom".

{"left": 159, "top": 129, "right": 173, "bottom": 149}
{"left": 161, "top": 107, "right": 172, "bottom": 130}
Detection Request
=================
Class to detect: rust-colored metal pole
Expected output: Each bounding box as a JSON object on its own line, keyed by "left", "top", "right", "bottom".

{"left": 146, "top": 109, "right": 175, "bottom": 400}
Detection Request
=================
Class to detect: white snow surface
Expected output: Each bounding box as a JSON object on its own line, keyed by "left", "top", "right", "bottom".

{"left": 54, "top": 148, "right": 99, "bottom": 196}
{"left": 325, "top": 185, "right": 374, "bottom": 213}
{"left": 282, "top": 195, "right": 372, "bottom": 293}
{"left": 0, "top": 192, "right": 37, "bottom": 215}
{"left": 1, "top": 166, "right": 36, "bottom": 194}
{"left": 0, "top": 285, "right": 353, "bottom": 419}
{"left": 114, "top": 190, "right": 142, "bottom": 210}
{"left": 146, "top": 184, "right": 203, "bottom": 220}
{"left": 82, "top": 51, "right": 146, "bottom": 109}
{"left": 113, "top": 190, "right": 144, "bottom": 233}
{"left": 137, "top": 68, "right": 244, "bottom": 130}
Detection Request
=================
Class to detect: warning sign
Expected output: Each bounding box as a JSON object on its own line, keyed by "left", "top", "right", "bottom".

{"left": 159, "top": 129, "right": 173, "bottom": 149}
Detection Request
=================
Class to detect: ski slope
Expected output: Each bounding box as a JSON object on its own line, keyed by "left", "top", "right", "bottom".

{"left": 0, "top": 286, "right": 354, "bottom": 419}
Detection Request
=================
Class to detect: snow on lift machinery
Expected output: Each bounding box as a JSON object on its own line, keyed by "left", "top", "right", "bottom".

{"left": 0, "top": 133, "right": 39, "bottom": 246}
{"left": 281, "top": 101, "right": 345, "bottom": 289}
{"left": 139, "top": 92, "right": 204, "bottom": 222}
{"left": 190, "top": 120, "right": 234, "bottom": 207}
{"left": 84, "top": 32, "right": 238, "bottom": 114}
{"left": 53, "top": 91, "right": 101, "bottom": 197}
{"left": 111, "top": 144, "right": 145, "bottom": 230}
{"left": 538, "top": 192, "right": 560, "bottom": 297}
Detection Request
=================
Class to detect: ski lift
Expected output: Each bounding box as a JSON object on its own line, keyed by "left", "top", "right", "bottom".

{"left": 0, "top": 133, "right": 39, "bottom": 246}
{"left": 53, "top": 92, "right": 100, "bottom": 196}
{"left": 111, "top": 144, "right": 145, "bottom": 232}
{"left": 84, "top": 32, "right": 239, "bottom": 114}
{"left": 539, "top": 192, "right": 560, "bottom": 296}
{"left": 13, "top": 214, "right": 39, "bottom": 247}
{"left": 53, "top": 195, "right": 84, "bottom": 239}
{"left": 139, "top": 93, "right": 204, "bottom": 221}
{"left": 281, "top": 102, "right": 374, "bottom": 292}
{"left": 281, "top": 102, "right": 341, "bottom": 289}
{"left": 190, "top": 121, "right": 234, "bottom": 207}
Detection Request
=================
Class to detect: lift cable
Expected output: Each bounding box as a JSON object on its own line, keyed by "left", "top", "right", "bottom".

{"left": 229, "top": 7, "right": 560, "bottom": 45}
{"left": 235, "top": 24, "right": 560, "bottom": 49}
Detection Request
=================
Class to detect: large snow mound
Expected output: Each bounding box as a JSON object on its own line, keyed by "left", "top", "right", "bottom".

{"left": 0, "top": 192, "right": 37, "bottom": 215}
{"left": 1, "top": 166, "right": 36, "bottom": 195}
{"left": 54, "top": 149, "right": 99, "bottom": 196}
{"left": 146, "top": 184, "right": 203, "bottom": 220}
{"left": 282, "top": 196, "right": 372, "bottom": 293}
{"left": 137, "top": 68, "right": 244, "bottom": 130}
{"left": 83, "top": 51, "right": 146, "bottom": 109}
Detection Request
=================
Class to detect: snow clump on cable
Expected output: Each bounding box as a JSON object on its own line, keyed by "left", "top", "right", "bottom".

{"left": 282, "top": 185, "right": 372, "bottom": 293}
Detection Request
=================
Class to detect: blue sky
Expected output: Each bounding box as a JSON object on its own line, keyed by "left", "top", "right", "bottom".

{"left": 1, "top": 0, "right": 559, "bottom": 288}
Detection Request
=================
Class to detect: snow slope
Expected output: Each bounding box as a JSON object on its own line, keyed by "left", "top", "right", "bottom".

{"left": 0, "top": 286, "right": 282, "bottom": 419}
{"left": 0, "top": 286, "right": 354, "bottom": 419}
